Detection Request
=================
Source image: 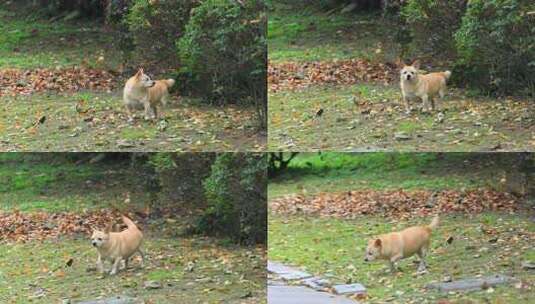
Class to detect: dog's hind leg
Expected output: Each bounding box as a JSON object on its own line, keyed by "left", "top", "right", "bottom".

{"left": 138, "top": 249, "right": 145, "bottom": 268}
{"left": 416, "top": 249, "right": 428, "bottom": 272}
{"left": 110, "top": 257, "right": 122, "bottom": 275}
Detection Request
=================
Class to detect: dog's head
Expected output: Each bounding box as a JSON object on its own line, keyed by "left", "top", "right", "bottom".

{"left": 91, "top": 226, "right": 111, "bottom": 248}
{"left": 364, "top": 238, "right": 382, "bottom": 262}
{"left": 134, "top": 68, "right": 155, "bottom": 88}
{"left": 399, "top": 60, "right": 420, "bottom": 82}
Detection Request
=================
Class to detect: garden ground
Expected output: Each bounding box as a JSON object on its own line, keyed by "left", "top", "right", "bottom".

{"left": 0, "top": 3, "right": 265, "bottom": 152}
{"left": 267, "top": 3, "right": 534, "bottom": 152}
{"left": 268, "top": 153, "right": 534, "bottom": 303}
{"left": 0, "top": 156, "right": 266, "bottom": 303}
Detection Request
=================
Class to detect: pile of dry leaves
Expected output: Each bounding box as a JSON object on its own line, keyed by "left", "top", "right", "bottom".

{"left": 0, "top": 210, "right": 122, "bottom": 242}
{"left": 270, "top": 189, "right": 519, "bottom": 219}
{"left": 0, "top": 67, "right": 117, "bottom": 96}
{"left": 268, "top": 59, "right": 397, "bottom": 92}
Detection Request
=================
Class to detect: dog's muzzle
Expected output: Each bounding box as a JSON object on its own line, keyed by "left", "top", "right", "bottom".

{"left": 406, "top": 75, "right": 411, "bottom": 80}
{"left": 92, "top": 242, "right": 97, "bottom": 247}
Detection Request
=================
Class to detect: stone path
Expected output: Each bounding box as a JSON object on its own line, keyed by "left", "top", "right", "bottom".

{"left": 267, "top": 261, "right": 364, "bottom": 304}
{"left": 426, "top": 274, "right": 517, "bottom": 292}
{"left": 75, "top": 296, "right": 143, "bottom": 304}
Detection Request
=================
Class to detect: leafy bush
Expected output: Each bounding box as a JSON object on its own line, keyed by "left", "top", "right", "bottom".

{"left": 454, "top": 0, "right": 535, "bottom": 95}
{"left": 177, "top": 0, "right": 267, "bottom": 109}
{"left": 149, "top": 153, "right": 215, "bottom": 207}
{"left": 402, "top": 0, "right": 467, "bottom": 56}
{"left": 125, "top": 0, "right": 198, "bottom": 63}
{"left": 199, "top": 153, "right": 267, "bottom": 244}
{"left": 31, "top": 0, "right": 106, "bottom": 18}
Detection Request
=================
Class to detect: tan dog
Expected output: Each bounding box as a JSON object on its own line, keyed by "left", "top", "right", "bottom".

{"left": 123, "top": 68, "right": 175, "bottom": 121}
{"left": 364, "top": 215, "right": 439, "bottom": 273}
{"left": 91, "top": 215, "right": 144, "bottom": 275}
{"left": 399, "top": 60, "right": 451, "bottom": 113}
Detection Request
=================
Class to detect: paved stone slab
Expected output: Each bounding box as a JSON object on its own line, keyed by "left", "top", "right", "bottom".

{"left": 301, "top": 277, "right": 331, "bottom": 291}
{"left": 76, "top": 296, "right": 143, "bottom": 304}
{"left": 268, "top": 285, "right": 358, "bottom": 304}
{"left": 521, "top": 261, "right": 535, "bottom": 270}
{"left": 426, "top": 275, "right": 516, "bottom": 292}
{"left": 268, "top": 261, "right": 312, "bottom": 280}
{"left": 333, "top": 283, "right": 367, "bottom": 295}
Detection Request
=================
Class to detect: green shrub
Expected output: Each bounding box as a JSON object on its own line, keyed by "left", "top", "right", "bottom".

{"left": 177, "top": 0, "right": 267, "bottom": 108}
{"left": 149, "top": 153, "right": 215, "bottom": 207}
{"left": 199, "top": 153, "right": 267, "bottom": 244}
{"left": 402, "top": 0, "right": 467, "bottom": 56}
{"left": 454, "top": 0, "right": 535, "bottom": 95}
{"left": 126, "top": 0, "right": 198, "bottom": 63}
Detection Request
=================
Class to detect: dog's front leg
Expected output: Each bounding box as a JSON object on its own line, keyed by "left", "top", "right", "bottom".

{"left": 125, "top": 104, "right": 135, "bottom": 122}
{"left": 152, "top": 105, "right": 159, "bottom": 120}
{"left": 403, "top": 94, "right": 411, "bottom": 114}
{"left": 110, "top": 257, "right": 122, "bottom": 275}
{"left": 421, "top": 94, "right": 430, "bottom": 113}
{"left": 389, "top": 254, "right": 403, "bottom": 273}
{"left": 142, "top": 99, "right": 152, "bottom": 121}
{"left": 96, "top": 253, "right": 104, "bottom": 274}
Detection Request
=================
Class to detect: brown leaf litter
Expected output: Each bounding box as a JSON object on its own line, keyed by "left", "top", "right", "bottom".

{"left": 268, "top": 59, "right": 397, "bottom": 92}
{"left": 0, "top": 67, "right": 117, "bottom": 96}
{"left": 270, "top": 189, "right": 519, "bottom": 219}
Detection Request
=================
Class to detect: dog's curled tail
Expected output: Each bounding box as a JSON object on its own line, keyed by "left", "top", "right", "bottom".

{"left": 428, "top": 215, "right": 440, "bottom": 230}
{"left": 122, "top": 215, "right": 137, "bottom": 230}
{"left": 165, "top": 79, "right": 175, "bottom": 88}
{"left": 443, "top": 71, "right": 452, "bottom": 80}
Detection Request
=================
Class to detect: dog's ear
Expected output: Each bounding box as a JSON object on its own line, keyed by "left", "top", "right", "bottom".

{"left": 135, "top": 68, "right": 143, "bottom": 78}
{"left": 395, "top": 58, "right": 405, "bottom": 68}
{"left": 374, "top": 239, "right": 382, "bottom": 247}
{"left": 411, "top": 60, "right": 420, "bottom": 70}
{"left": 104, "top": 224, "right": 112, "bottom": 234}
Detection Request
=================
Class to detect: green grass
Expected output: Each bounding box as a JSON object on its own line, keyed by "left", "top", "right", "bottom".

{"left": 0, "top": 92, "right": 264, "bottom": 152}
{"left": 269, "top": 213, "right": 535, "bottom": 304}
{"left": 0, "top": 237, "right": 266, "bottom": 303}
{"left": 268, "top": 153, "right": 516, "bottom": 199}
{"left": 0, "top": 5, "right": 122, "bottom": 69}
{"left": 0, "top": 154, "right": 147, "bottom": 213}
{"left": 268, "top": 2, "right": 400, "bottom": 63}
{"left": 268, "top": 84, "right": 535, "bottom": 152}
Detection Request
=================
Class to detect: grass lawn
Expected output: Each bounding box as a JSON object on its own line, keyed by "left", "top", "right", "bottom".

{"left": 0, "top": 154, "right": 150, "bottom": 213}
{"left": 0, "top": 236, "right": 266, "bottom": 303}
{"left": 0, "top": 5, "right": 122, "bottom": 69}
{"left": 268, "top": 84, "right": 534, "bottom": 152}
{"left": 268, "top": 153, "right": 515, "bottom": 200}
{"left": 268, "top": 213, "right": 534, "bottom": 304}
{"left": 268, "top": 2, "right": 400, "bottom": 63}
{"left": 0, "top": 92, "right": 264, "bottom": 152}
